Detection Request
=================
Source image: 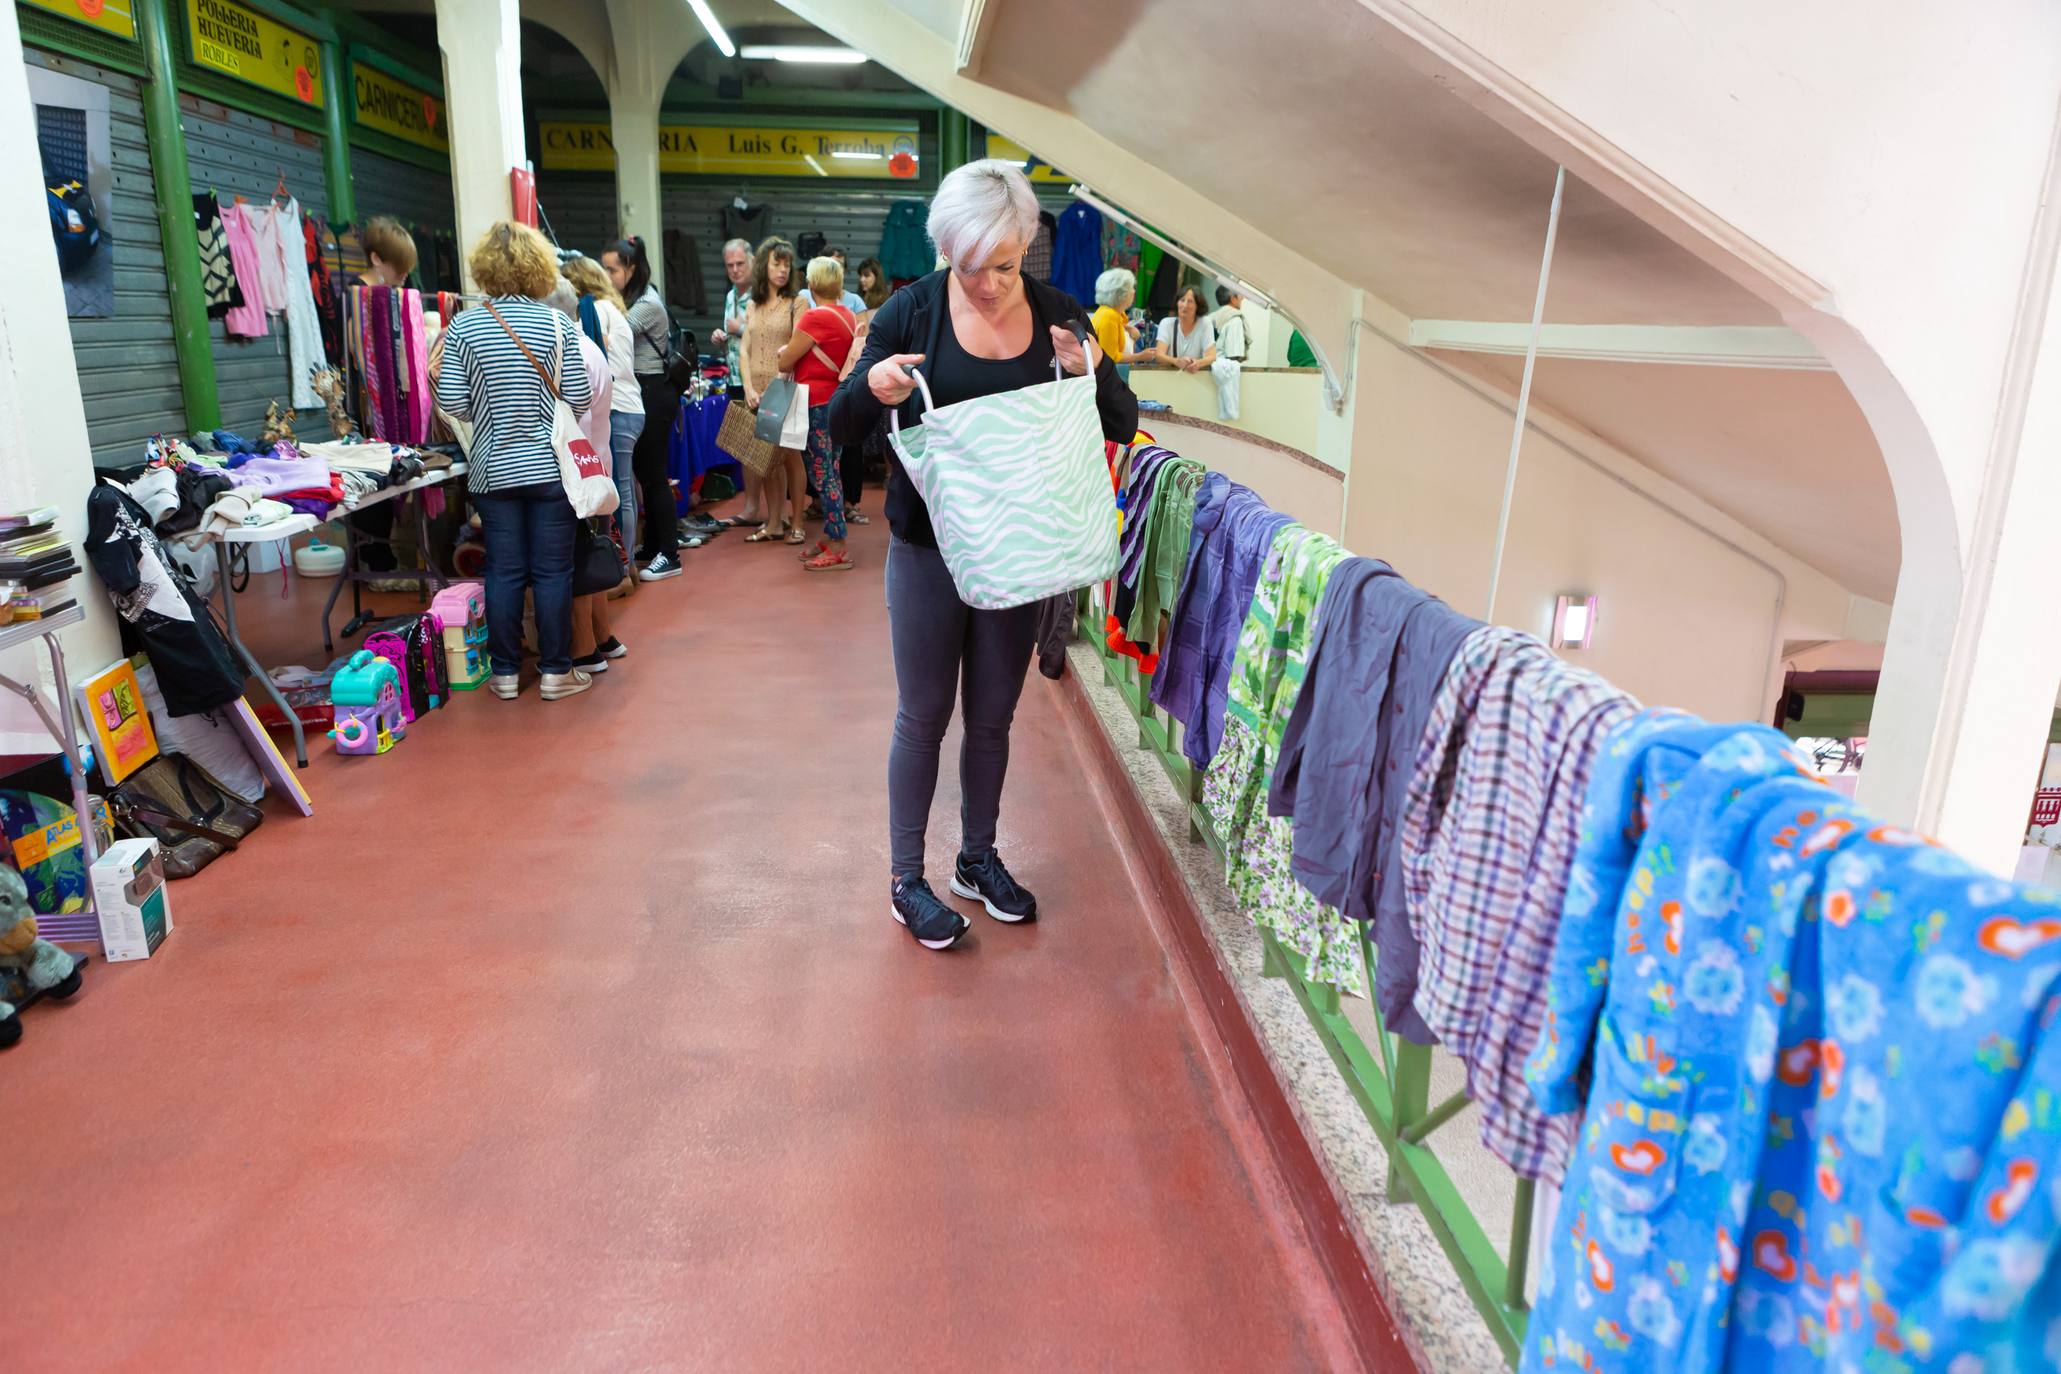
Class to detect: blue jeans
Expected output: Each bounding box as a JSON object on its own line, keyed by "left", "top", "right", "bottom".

{"left": 475, "top": 481, "right": 577, "bottom": 676}
{"left": 609, "top": 410, "right": 644, "bottom": 555}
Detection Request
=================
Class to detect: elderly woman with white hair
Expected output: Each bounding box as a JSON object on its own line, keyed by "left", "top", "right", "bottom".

{"left": 1089, "top": 267, "right": 1158, "bottom": 379}
{"left": 830, "top": 158, "right": 1138, "bottom": 952}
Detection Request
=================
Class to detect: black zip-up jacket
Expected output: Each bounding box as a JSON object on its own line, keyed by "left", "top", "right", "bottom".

{"left": 828, "top": 270, "right": 1139, "bottom": 549}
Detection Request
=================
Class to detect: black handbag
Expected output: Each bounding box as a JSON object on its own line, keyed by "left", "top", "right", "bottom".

{"left": 108, "top": 753, "right": 263, "bottom": 879}
{"left": 573, "top": 517, "right": 625, "bottom": 596}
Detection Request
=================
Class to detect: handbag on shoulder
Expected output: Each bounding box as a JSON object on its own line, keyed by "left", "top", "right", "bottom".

{"left": 107, "top": 753, "right": 264, "bottom": 879}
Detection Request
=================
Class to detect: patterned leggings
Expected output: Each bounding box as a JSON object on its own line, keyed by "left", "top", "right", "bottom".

{"left": 805, "top": 403, "right": 846, "bottom": 541}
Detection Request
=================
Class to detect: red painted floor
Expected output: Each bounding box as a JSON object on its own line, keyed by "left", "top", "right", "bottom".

{"left": 8, "top": 506, "right": 1374, "bottom": 1371}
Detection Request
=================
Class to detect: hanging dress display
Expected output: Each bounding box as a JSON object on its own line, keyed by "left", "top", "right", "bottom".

{"left": 192, "top": 193, "right": 243, "bottom": 320}
{"left": 248, "top": 198, "right": 329, "bottom": 407}
{"left": 218, "top": 202, "right": 270, "bottom": 339}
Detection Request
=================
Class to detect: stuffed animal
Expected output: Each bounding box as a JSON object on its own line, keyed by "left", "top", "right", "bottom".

{"left": 310, "top": 367, "right": 354, "bottom": 439}
{"left": 0, "top": 865, "right": 84, "bottom": 1048}
{"left": 260, "top": 400, "right": 297, "bottom": 447}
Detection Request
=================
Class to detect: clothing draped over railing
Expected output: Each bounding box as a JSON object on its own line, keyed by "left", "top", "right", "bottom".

{"left": 1102, "top": 434, "right": 2061, "bottom": 1373}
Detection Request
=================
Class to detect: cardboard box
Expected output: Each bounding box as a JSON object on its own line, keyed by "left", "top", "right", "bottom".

{"left": 91, "top": 837, "right": 170, "bottom": 961}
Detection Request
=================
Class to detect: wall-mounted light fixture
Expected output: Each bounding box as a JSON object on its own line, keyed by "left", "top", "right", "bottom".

{"left": 1551, "top": 594, "right": 1597, "bottom": 650}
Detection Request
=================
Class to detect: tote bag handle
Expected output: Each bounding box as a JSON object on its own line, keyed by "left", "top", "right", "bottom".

{"left": 889, "top": 355, "right": 1068, "bottom": 439}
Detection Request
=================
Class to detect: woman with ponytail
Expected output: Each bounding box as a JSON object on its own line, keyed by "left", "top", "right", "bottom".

{"left": 602, "top": 236, "right": 683, "bottom": 582}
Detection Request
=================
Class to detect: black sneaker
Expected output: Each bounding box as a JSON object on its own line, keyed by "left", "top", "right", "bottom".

{"left": 950, "top": 850, "right": 1038, "bottom": 923}
{"left": 571, "top": 652, "right": 609, "bottom": 673}
{"left": 597, "top": 636, "right": 628, "bottom": 660}
{"left": 682, "top": 512, "right": 723, "bottom": 534}
{"left": 891, "top": 877, "right": 970, "bottom": 950}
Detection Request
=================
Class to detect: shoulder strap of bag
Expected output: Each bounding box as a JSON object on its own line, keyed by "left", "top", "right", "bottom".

{"left": 482, "top": 301, "right": 562, "bottom": 402}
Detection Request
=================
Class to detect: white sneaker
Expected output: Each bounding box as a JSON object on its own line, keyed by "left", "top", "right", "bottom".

{"left": 639, "top": 553, "right": 683, "bottom": 582}
{"left": 540, "top": 669, "right": 594, "bottom": 700}
{"left": 490, "top": 674, "right": 520, "bottom": 700}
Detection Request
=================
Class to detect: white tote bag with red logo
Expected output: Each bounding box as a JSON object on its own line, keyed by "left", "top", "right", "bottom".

{"left": 484, "top": 302, "right": 618, "bottom": 518}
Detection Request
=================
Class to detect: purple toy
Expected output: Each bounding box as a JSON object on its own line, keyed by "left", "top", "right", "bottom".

{"left": 327, "top": 650, "right": 407, "bottom": 756}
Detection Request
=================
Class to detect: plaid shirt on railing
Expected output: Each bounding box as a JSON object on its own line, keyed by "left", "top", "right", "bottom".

{"left": 1398, "top": 626, "right": 1638, "bottom": 1181}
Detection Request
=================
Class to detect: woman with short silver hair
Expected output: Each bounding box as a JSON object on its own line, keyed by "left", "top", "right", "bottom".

{"left": 1090, "top": 267, "right": 1157, "bottom": 376}
{"left": 830, "top": 159, "right": 1138, "bottom": 951}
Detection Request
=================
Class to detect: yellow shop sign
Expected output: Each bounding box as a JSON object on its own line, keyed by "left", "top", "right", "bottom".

{"left": 186, "top": 0, "right": 323, "bottom": 107}
{"left": 352, "top": 61, "right": 445, "bottom": 152}
{"left": 984, "top": 134, "right": 1070, "bottom": 185}
{"left": 539, "top": 121, "right": 921, "bottom": 179}
{"left": 22, "top": 0, "right": 138, "bottom": 41}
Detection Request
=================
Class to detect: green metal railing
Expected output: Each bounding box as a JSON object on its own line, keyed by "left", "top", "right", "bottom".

{"left": 1077, "top": 588, "right": 1533, "bottom": 1364}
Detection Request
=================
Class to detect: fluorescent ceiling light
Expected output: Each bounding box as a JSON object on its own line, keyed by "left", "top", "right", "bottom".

{"left": 803, "top": 155, "right": 829, "bottom": 177}
{"left": 738, "top": 44, "right": 868, "bottom": 64}
{"left": 685, "top": 0, "right": 735, "bottom": 58}
{"left": 831, "top": 150, "right": 883, "bottom": 160}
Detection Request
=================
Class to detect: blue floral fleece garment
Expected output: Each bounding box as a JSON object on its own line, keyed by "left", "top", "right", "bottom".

{"left": 1523, "top": 710, "right": 2061, "bottom": 1373}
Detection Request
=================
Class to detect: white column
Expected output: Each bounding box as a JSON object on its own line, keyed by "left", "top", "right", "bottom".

{"left": 0, "top": 0, "right": 120, "bottom": 703}
{"left": 435, "top": 0, "right": 526, "bottom": 291}
{"left": 1861, "top": 173, "right": 2061, "bottom": 874}
{"left": 608, "top": 79, "right": 664, "bottom": 292}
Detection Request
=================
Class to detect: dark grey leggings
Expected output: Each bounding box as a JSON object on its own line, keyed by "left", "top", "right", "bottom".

{"left": 886, "top": 537, "right": 1037, "bottom": 878}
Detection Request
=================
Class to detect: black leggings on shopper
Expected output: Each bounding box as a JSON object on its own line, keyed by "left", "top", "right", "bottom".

{"left": 633, "top": 374, "right": 679, "bottom": 561}
{"left": 885, "top": 537, "right": 1036, "bottom": 878}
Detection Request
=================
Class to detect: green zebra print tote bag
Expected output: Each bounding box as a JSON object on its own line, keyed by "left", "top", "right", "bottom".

{"left": 889, "top": 360, "right": 1120, "bottom": 610}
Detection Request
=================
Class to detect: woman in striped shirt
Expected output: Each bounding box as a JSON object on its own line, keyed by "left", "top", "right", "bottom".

{"left": 433, "top": 221, "right": 595, "bottom": 702}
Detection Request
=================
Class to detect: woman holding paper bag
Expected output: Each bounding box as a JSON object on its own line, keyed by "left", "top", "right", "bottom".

{"left": 829, "top": 159, "right": 1138, "bottom": 952}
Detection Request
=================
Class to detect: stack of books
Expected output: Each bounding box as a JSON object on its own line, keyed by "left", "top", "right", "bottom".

{"left": 0, "top": 505, "right": 80, "bottom": 623}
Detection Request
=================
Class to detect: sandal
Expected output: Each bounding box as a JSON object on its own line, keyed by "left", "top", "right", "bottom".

{"left": 847, "top": 510, "right": 871, "bottom": 525}
{"left": 784, "top": 526, "right": 807, "bottom": 545}
{"left": 803, "top": 549, "right": 854, "bottom": 573}
{"left": 798, "top": 539, "right": 828, "bottom": 563}
{"left": 744, "top": 526, "right": 781, "bottom": 543}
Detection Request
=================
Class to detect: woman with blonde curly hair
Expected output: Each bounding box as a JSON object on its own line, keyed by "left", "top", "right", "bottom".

{"left": 434, "top": 221, "right": 596, "bottom": 702}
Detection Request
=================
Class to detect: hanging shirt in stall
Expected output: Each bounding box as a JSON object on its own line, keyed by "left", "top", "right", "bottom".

{"left": 1150, "top": 475, "right": 1292, "bottom": 768}
{"left": 877, "top": 200, "right": 934, "bottom": 281}
{"left": 1202, "top": 525, "right": 1365, "bottom": 994}
{"left": 1521, "top": 712, "right": 2061, "bottom": 1373}
{"left": 192, "top": 193, "right": 244, "bottom": 319}
{"left": 1049, "top": 202, "right": 1105, "bottom": 308}
{"left": 1397, "top": 626, "right": 1639, "bottom": 1178}
{"left": 1266, "top": 557, "right": 1480, "bottom": 1044}
{"left": 247, "top": 199, "right": 330, "bottom": 408}
{"left": 218, "top": 203, "right": 270, "bottom": 339}
{"left": 663, "top": 227, "right": 708, "bottom": 314}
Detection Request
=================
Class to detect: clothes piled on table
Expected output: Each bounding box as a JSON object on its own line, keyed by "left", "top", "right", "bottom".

{"left": 1112, "top": 428, "right": 2061, "bottom": 1372}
